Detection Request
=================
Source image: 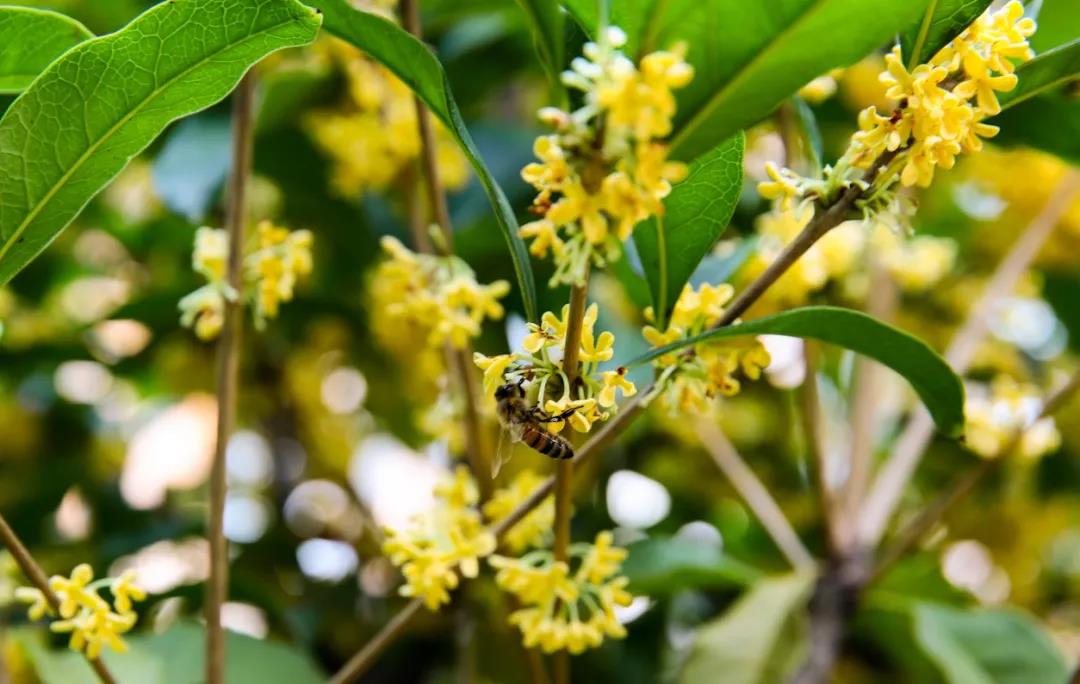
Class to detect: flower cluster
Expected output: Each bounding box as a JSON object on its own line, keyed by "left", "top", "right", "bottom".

{"left": 475, "top": 303, "right": 637, "bottom": 435}
{"left": 490, "top": 531, "right": 632, "bottom": 654}
{"left": 642, "top": 283, "right": 771, "bottom": 413}
{"left": 179, "top": 222, "right": 313, "bottom": 340}
{"left": 758, "top": 2, "right": 1035, "bottom": 229}
{"left": 305, "top": 38, "right": 468, "bottom": 197}
{"left": 519, "top": 27, "right": 692, "bottom": 285}
{"left": 15, "top": 565, "right": 146, "bottom": 659}
{"left": 482, "top": 470, "right": 555, "bottom": 553}
{"left": 869, "top": 224, "right": 958, "bottom": 293}
{"left": 964, "top": 376, "right": 1061, "bottom": 460}
{"left": 370, "top": 236, "right": 510, "bottom": 353}
{"left": 383, "top": 467, "right": 496, "bottom": 610}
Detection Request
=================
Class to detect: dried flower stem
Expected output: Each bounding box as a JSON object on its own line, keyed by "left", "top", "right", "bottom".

{"left": 695, "top": 420, "right": 814, "bottom": 569}
{"left": 858, "top": 170, "right": 1080, "bottom": 547}
{"left": 871, "top": 368, "right": 1080, "bottom": 580}
{"left": 206, "top": 70, "right": 256, "bottom": 684}
{"left": 0, "top": 513, "right": 117, "bottom": 683}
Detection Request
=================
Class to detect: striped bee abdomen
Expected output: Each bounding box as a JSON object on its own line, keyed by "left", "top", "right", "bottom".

{"left": 521, "top": 425, "right": 574, "bottom": 460}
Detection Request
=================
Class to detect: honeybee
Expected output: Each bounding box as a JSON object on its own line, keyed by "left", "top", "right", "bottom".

{"left": 492, "top": 382, "right": 574, "bottom": 477}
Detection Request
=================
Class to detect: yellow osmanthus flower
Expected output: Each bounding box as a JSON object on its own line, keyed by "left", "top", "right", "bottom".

{"left": 798, "top": 69, "right": 844, "bottom": 104}
{"left": 642, "top": 283, "right": 771, "bottom": 413}
{"left": 179, "top": 222, "right": 313, "bottom": 340}
{"left": 383, "top": 467, "right": 497, "bottom": 610}
{"left": 474, "top": 303, "right": 636, "bottom": 436}
{"left": 757, "top": 2, "right": 1035, "bottom": 230}
{"left": 14, "top": 565, "right": 146, "bottom": 659}
{"left": 964, "top": 376, "right": 1061, "bottom": 461}
{"left": 520, "top": 27, "right": 692, "bottom": 285}
{"left": 370, "top": 236, "right": 509, "bottom": 355}
{"left": 482, "top": 470, "right": 555, "bottom": 553}
{"left": 304, "top": 38, "right": 468, "bottom": 197}
{"left": 869, "top": 224, "right": 957, "bottom": 293}
{"left": 490, "top": 531, "right": 633, "bottom": 654}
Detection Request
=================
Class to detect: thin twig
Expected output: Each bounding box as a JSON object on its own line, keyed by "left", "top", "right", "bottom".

{"left": 0, "top": 514, "right": 117, "bottom": 683}
{"left": 330, "top": 391, "right": 649, "bottom": 683}
{"left": 871, "top": 368, "right": 1080, "bottom": 581}
{"left": 843, "top": 254, "right": 898, "bottom": 544}
{"left": 401, "top": 0, "right": 490, "bottom": 495}
{"left": 553, "top": 275, "right": 590, "bottom": 684}
{"left": 802, "top": 343, "right": 843, "bottom": 555}
{"left": 695, "top": 421, "right": 814, "bottom": 569}
{"left": 206, "top": 71, "right": 256, "bottom": 684}
{"left": 329, "top": 598, "right": 425, "bottom": 684}
{"left": 858, "top": 170, "right": 1080, "bottom": 547}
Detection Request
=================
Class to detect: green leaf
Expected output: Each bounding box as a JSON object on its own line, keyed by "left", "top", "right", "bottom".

{"left": 13, "top": 621, "right": 325, "bottom": 683}
{"left": 632, "top": 134, "right": 743, "bottom": 327}
{"left": 0, "top": 6, "right": 92, "bottom": 94}
{"left": 1044, "top": 271, "right": 1080, "bottom": 353}
{"left": 993, "top": 94, "right": 1080, "bottom": 166}
{"left": 899, "top": 0, "right": 992, "bottom": 69}
{"left": 0, "top": 0, "right": 322, "bottom": 286}
{"left": 514, "top": 0, "right": 565, "bottom": 89}
{"left": 622, "top": 536, "right": 760, "bottom": 595}
{"left": 658, "top": 0, "right": 932, "bottom": 161}
{"left": 319, "top": 0, "right": 538, "bottom": 322}
{"left": 1031, "top": 0, "right": 1080, "bottom": 54}
{"left": 997, "top": 38, "right": 1080, "bottom": 111}
{"left": 627, "top": 306, "right": 966, "bottom": 436}
{"left": 677, "top": 571, "right": 815, "bottom": 684}
{"left": 912, "top": 603, "right": 1068, "bottom": 684}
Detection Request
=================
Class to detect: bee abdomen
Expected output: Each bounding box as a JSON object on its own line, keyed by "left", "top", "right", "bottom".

{"left": 523, "top": 426, "right": 574, "bottom": 460}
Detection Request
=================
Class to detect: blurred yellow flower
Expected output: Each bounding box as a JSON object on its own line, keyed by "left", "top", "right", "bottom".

{"left": 965, "top": 376, "right": 1061, "bottom": 461}
{"left": 383, "top": 467, "right": 496, "bottom": 610}
{"left": 490, "top": 531, "right": 633, "bottom": 654}
{"left": 482, "top": 470, "right": 555, "bottom": 553}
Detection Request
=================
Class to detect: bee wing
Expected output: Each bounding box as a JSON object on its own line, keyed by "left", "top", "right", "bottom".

{"left": 492, "top": 427, "right": 511, "bottom": 479}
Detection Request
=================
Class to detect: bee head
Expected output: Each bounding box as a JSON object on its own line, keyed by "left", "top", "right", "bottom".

{"left": 495, "top": 383, "right": 522, "bottom": 400}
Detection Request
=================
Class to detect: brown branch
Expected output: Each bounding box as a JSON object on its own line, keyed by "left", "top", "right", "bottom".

{"left": 870, "top": 368, "right": 1080, "bottom": 581}
{"left": 802, "top": 344, "right": 843, "bottom": 555}
{"left": 858, "top": 169, "right": 1080, "bottom": 547}
{"left": 206, "top": 71, "right": 256, "bottom": 684}
{"left": 329, "top": 598, "right": 425, "bottom": 684}
{"left": 695, "top": 421, "right": 814, "bottom": 569}
{"left": 0, "top": 514, "right": 117, "bottom": 683}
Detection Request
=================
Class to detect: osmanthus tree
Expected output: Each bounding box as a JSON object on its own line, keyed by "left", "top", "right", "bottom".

{"left": 0, "top": 0, "right": 1078, "bottom": 682}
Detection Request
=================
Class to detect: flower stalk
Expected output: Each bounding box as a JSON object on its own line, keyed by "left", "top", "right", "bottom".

{"left": 0, "top": 514, "right": 118, "bottom": 684}
{"left": 206, "top": 70, "right": 256, "bottom": 684}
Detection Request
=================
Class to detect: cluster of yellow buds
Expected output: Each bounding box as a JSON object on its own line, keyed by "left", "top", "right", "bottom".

{"left": 179, "top": 222, "right": 313, "bottom": 340}
{"left": 474, "top": 303, "right": 637, "bottom": 435}
{"left": 370, "top": 236, "right": 510, "bottom": 352}
{"left": 758, "top": 2, "right": 1035, "bottom": 229}
{"left": 305, "top": 38, "right": 468, "bottom": 197}
{"left": 15, "top": 565, "right": 146, "bottom": 659}
{"left": 481, "top": 470, "right": 555, "bottom": 553}
{"left": 642, "top": 283, "right": 771, "bottom": 413}
{"left": 964, "top": 376, "right": 1061, "bottom": 460}
{"left": 519, "top": 26, "right": 693, "bottom": 285}
{"left": 383, "top": 467, "right": 497, "bottom": 610}
{"left": 490, "top": 531, "right": 633, "bottom": 654}
{"left": 868, "top": 224, "right": 958, "bottom": 293}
